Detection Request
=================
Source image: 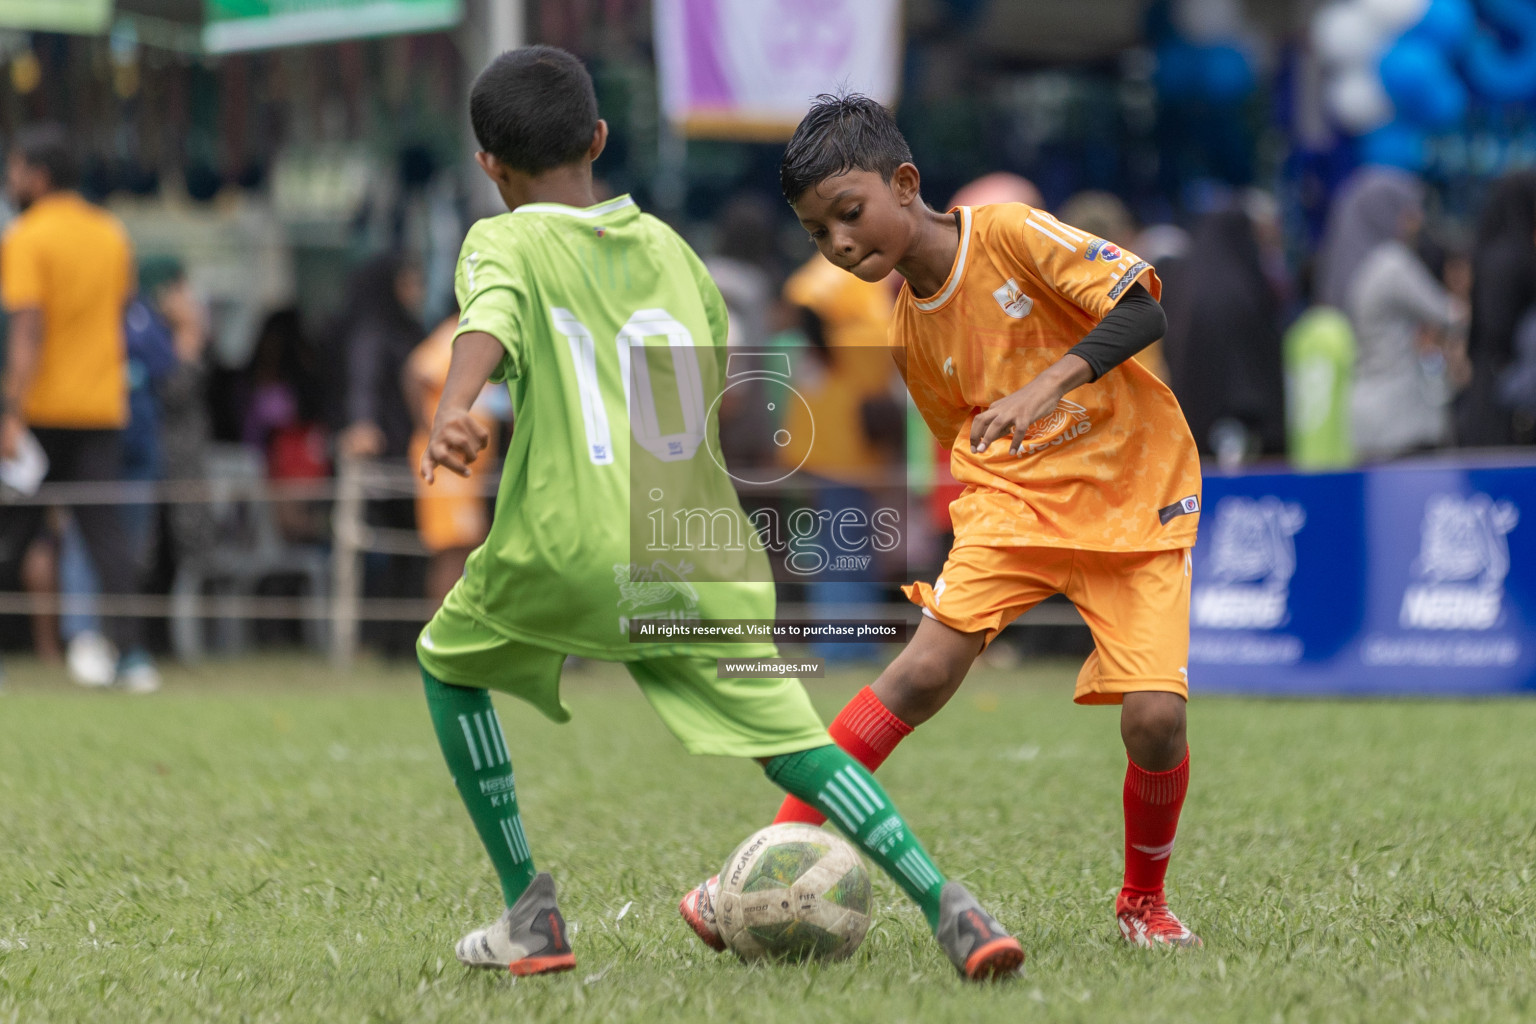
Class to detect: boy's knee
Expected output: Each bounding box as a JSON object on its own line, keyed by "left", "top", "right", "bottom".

{"left": 1120, "top": 692, "right": 1186, "bottom": 750}
{"left": 885, "top": 644, "right": 967, "bottom": 703}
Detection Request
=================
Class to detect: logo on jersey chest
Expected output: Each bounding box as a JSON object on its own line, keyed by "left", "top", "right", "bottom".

{"left": 991, "top": 278, "right": 1034, "bottom": 319}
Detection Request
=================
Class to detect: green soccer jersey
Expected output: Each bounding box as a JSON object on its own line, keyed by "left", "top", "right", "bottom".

{"left": 448, "top": 194, "right": 776, "bottom": 660}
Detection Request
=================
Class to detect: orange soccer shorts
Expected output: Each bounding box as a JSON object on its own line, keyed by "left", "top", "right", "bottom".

{"left": 410, "top": 428, "right": 494, "bottom": 553}
{"left": 903, "top": 545, "right": 1191, "bottom": 705}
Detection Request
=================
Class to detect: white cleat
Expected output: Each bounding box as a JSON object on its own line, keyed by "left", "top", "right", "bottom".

{"left": 455, "top": 872, "right": 576, "bottom": 975}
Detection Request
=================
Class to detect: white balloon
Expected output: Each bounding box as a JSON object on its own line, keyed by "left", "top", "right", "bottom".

{"left": 1173, "top": 0, "right": 1245, "bottom": 43}
{"left": 1312, "top": 3, "right": 1388, "bottom": 66}
{"left": 1360, "top": 0, "right": 1430, "bottom": 32}
{"left": 1327, "top": 66, "right": 1395, "bottom": 134}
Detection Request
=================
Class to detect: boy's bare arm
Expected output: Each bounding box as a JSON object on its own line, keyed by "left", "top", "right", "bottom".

{"left": 970, "top": 353, "right": 1094, "bottom": 456}
{"left": 420, "top": 331, "right": 504, "bottom": 483}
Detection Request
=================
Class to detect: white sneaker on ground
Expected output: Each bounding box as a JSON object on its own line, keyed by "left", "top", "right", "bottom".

{"left": 115, "top": 652, "right": 162, "bottom": 694}
{"left": 67, "top": 632, "right": 118, "bottom": 688}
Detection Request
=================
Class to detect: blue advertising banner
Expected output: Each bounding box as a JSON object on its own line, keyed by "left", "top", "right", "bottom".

{"left": 1190, "top": 454, "right": 1536, "bottom": 695}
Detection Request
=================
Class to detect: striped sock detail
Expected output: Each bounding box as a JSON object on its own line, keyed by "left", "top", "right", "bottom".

{"left": 460, "top": 711, "right": 510, "bottom": 770}
{"left": 817, "top": 783, "right": 863, "bottom": 833}
{"left": 895, "top": 849, "right": 943, "bottom": 892}
{"left": 839, "top": 690, "right": 913, "bottom": 755}
{"left": 458, "top": 715, "right": 483, "bottom": 771}
{"left": 837, "top": 766, "right": 886, "bottom": 814}
{"left": 499, "top": 816, "right": 531, "bottom": 863}
{"left": 473, "top": 714, "right": 496, "bottom": 766}
{"left": 487, "top": 712, "right": 510, "bottom": 765}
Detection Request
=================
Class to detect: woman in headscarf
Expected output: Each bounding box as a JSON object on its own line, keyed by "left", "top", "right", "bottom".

{"left": 1458, "top": 171, "right": 1536, "bottom": 446}
{"left": 1344, "top": 178, "right": 1467, "bottom": 461}
{"left": 1163, "top": 207, "right": 1286, "bottom": 459}
{"left": 1315, "top": 167, "right": 1427, "bottom": 311}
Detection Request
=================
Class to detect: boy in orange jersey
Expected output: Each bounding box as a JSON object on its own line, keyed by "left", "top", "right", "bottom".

{"left": 682, "top": 94, "right": 1203, "bottom": 951}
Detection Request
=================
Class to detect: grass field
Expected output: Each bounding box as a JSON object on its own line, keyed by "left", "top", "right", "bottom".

{"left": 1, "top": 654, "right": 1533, "bottom": 1023}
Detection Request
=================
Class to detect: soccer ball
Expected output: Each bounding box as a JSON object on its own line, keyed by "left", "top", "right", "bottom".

{"left": 714, "top": 823, "right": 872, "bottom": 962}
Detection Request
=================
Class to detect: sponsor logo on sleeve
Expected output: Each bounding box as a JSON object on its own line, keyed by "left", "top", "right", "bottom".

{"left": 1099, "top": 243, "right": 1122, "bottom": 262}
{"left": 1084, "top": 239, "right": 1105, "bottom": 261}
{"left": 1107, "top": 261, "right": 1150, "bottom": 301}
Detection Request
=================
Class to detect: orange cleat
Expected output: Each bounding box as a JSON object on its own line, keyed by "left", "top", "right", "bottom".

{"left": 678, "top": 874, "right": 727, "bottom": 952}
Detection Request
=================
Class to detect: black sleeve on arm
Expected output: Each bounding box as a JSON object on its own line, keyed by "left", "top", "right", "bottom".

{"left": 1065, "top": 282, "right": 1166, "bottom": 381}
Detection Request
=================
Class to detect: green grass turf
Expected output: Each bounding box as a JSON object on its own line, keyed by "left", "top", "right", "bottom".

{"left": 0, "top": 654, "right": 1533, "bottom": 1023}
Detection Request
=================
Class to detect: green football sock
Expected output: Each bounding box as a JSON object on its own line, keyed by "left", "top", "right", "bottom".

{"left": 763, "top": 746, "right": 946, "bottom": 931}
{"left": 421, "top": 666, "right": 536, "bottom": 906}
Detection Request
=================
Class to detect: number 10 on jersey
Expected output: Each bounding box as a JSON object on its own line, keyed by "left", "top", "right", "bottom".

{"left": 551, "top": 306, "right": 709, "bottom": 466}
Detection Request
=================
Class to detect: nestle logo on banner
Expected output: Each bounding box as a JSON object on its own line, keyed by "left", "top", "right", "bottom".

{"left": 1191, "top": 496, "right": 1306, "bottom": 630}
{"left": 1399, "top": 494, "right": 1519, "bottom": 631}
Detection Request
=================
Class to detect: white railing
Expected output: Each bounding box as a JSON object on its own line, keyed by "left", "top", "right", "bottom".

{"left": 1, "top": 449, "right": 1083, "bottom": 668}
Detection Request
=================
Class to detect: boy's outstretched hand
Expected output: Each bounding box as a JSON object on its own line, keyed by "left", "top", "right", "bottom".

{"left": 421, "top": 410, "right": 490, "bottom": 483}
{"left": 970, "top": 352, "right": 1094, "bottom": 457}
{"left": 419, "top": 329, "right": 506, "bottom": 484}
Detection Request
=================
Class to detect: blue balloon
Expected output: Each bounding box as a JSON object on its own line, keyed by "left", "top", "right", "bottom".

{"left": 1359, "top": 122, "right": 1428, "bottom": 171}
{"left": 1419, "top": 73, "right": 1469, "bottom": 128}
{"left": 1380, "top": 37, "right": 1449, "bottom": 110}
{"left": 1200, "top": 45, "right": 1256, "bottom": 103}
{"left": 1463, "top": 0, "right": 1536, "bottom": 102}
{"left": 1405, "top": 0, "right": 1476, "bottom": 55}
{"left": 1380, "top": 36, "right": 1469, "bottom": 128}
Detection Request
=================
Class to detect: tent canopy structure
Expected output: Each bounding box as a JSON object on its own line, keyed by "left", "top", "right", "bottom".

{"left": 2, "top": 0, "right": 463, "bottom": 53}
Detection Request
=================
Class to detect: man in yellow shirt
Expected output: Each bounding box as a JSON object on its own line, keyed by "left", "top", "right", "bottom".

{"left": 0, "top": 124, "right": 156, "bottom": 692}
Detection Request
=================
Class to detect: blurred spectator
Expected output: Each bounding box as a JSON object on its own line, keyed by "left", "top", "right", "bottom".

{"left": 1059, "top": 190, "right": 1137, "bottom": 247}
{"left": 1163, "top": 207, "right": 1286, "bottom": 462}
{"left": 337, "top": 253, "right": 426, "bottom": 462}
{"left": 707, "top": 194, "right": 781, "bottom": 350}
{"left": 1283, "top": 308, "right": 1355, "bottom": 471}
{"left": 1061, "top": 189, "right": 1168, "bottom": 380}
{"left": 240, "top": 309, "right": 330, "bottom": 542}
{"left": 403, "top": 311, "right": 500, "bottom": 605}
{"left": 55, "top": 256, "right": 185, "bottom": 669}
{"left": 1459, "top": 171, "right": 1536, "bottom": 447}
{"left": 707, "top": 194, "right": 783, "bottom": 474}
{"left": 950, "top": 172, "right": 1043, "bottom": 210}
{"left": 0, "top": 124, "right": 156, "bottom": 691}
{"left": 1243, "top": 189, "right": 1298, "bottom": 320}
{"left": 1347, "top": 207, "right": 1469, "bottom": 461}
{"left": 1315, "top": 167, "right": 1424, "bottom": 312}
{"left": 151, "top": 260, "right": 218, "bottom": 568}
{"left": 1134, "top": 224, "right": 1191, "bottom": 273}
{"left": 335, "top": 253, "right": 426, "bottom": 657}
{"left": 1498, "top": 310, "right": 1536, "bottom": 435}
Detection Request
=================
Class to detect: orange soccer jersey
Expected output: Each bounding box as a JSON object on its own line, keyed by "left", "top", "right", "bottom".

{"left": 892, "top": 203, "right": 1202, "bottom": 554}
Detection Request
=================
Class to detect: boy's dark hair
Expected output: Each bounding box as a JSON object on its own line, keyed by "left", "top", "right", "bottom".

{"left": 779, "top": 93, "right": 912, "bottom": 205}
{"left": 469, "top": 46, "right": 598, "bottom": 176}
{"left": 12, "top": 123, "right": 78, "bottom": 190}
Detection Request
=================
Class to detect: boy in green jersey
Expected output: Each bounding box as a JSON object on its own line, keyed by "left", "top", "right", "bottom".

{"left": 415, "top": 47, "right": 1023, "bottom": 981}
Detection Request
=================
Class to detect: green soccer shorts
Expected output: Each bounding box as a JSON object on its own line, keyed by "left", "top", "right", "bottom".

{"left": 416, "top": 590, "right": 831, "bottom": 759}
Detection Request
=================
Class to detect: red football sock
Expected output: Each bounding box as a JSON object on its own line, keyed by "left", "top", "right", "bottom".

{"left": 1121, "top": 749, "right": 1190, "bottom": 898}
{"left": 773, "top": 686, "right": 914, "bottom": 825}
